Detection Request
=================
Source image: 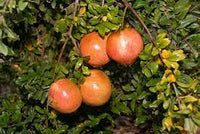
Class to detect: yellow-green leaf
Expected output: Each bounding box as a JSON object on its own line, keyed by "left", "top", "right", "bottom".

{"left": 183, "top": 95, "right": 198, "bottom": 103}
{"left": 167, "top": 50, "right": 186, "bottom": 62}
{"left": 162, "top": 116, "right": 173, "bottom": 131}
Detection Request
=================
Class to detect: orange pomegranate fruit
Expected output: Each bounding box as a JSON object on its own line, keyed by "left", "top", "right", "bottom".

{"left": 48, "top": 79, "right": 82, "bottom": 114}
{"left": 79, "top": 69, "right": 112, "bottom": 106}
{"left": 79, "top": 32, "right": 110, "bottom": 67}
{"left": 107, "top": 28, "right": 143, "bottom": 65}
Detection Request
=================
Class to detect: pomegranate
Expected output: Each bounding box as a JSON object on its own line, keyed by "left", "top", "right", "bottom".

{"left": 79, "top": 69, "right": 112, "bottom": 106}
{"left": 107, "top": 28, "right": 143, "bottom": 65}
{"left": 79, "top": 32, "right": 110, "bottom": 67}
{"left": 48, "top": 79, "right": 82, "bottom": 113}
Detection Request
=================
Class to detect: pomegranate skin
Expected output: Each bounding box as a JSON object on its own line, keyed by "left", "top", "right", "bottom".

{"left": 79, "top": 32, "right": 110, "bottom": 67}
{"left": 48, "top": 79, "right": 82, "bottom": 114}
{"left": 107, "top": 28, "right": 143, "bottom": 65}
{"left": 79, "top": 69, "right": 112, "bottom": 106}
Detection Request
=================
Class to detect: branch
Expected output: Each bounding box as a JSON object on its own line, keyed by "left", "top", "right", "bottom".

{"left": 122, "top": 0, "right": 182, "bottom": 107}
{"left": 54, "top": 0, "right": 79, "bottom": 79}
{"left": 122, "top": 0, "right": 166, "bottom": 64}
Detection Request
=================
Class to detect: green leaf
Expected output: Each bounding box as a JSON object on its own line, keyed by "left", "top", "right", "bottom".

{"left": 149, "top": 100, "right": 159, "bottom": 108}
{"left": 54, "top": 19, "right": 68, "bottom": 33}
{"left": 184, "top": 118, "right": 199, "bottom": 134}
{"left": 4, "top": 28, "right": 19, "bottom": 41}
{"left": 51, "top": 0, "right": 56, "bottom": 9}
{"left": 18, "top": 0, "right": 28, "bottom": 11}
{"left": 159, "top": 15, "right": 171, "bottom": 26}
{"left": 182, "top": 59, "right": 198, "bottom": 69}
{"left": 148, "top": 62, "right": 159, "bottom": 74}
{"left": 89, "top": 18, "right": 100, "bottom": 25}
{"left": 142, "top": 67, "right": 151, "bottom": 78}
{"left": 146, "top": 78, "right": 160, "bottom": 87}
{"left": 157, "top": 33, "right": 167, "bottom": 40}
{"left": 158, "top": 38, "right": 170, "bottom": 49}
{"left": 75, "top": 58, "right": 83, "bottom": 70}
{"left": 0, "top": 112, "right": 9, "bottom": 127}
{"left": 12, "top": 110, "right": 22, "bottom": 123}
{"left": 178, "top": 15, "right": 197, "bottom": 29}
{"left": 174, "top": 0, "right": 190, "bottom": 13}
{"left": 192, "top": 117, "right": 200, "bottom": 126}
{"left": 82, "top": 66, "right": 90, "bottom": 75}
{"left": 135, "top": 116, "right": 148, "bottom": 125}
{"left": 96, "top": 23, "right": 109, "bottom": 36}
{"left": 153, "top": 8, "right": 161, "bottom": 23}
{"left": 163, "top": 99, "right": 170, "bottom": 109}
{"left": 130, "top": 99, "right": 136, "bottom": 111}
{"left": 176, "top": 109, "right": 191, "bottom": 115}
{"left": 60, "top": 65, "right": 69, "bottom": 74}
{"left": 111, "top": 101, "right": 131, "bottom": 115}
{"left": 107, "top": 13, "right": 121, "bottom": 24}
{"left": 101, "top": 22, "right": 120, "bottom": 31}
{"left": 139, "top": 43, "right": 153, "bottom": 60}
{"left": 133, "top": 0, "right": 146, "bottom": 9}
{"left": 0, "top": 41, "right": 8, "bottom": 56}
{"left": 186, "top": 34, "right": 200, "bottom": 42}
{"left": 120, "top": 93, "right": 136, "bottom": 101}
{"left": 174, "top": 0, "right": 191, "bottom": 19}
{"left": 8, "top": 0, "right": 16, "bottom": 13}
{"left": 109, "top": 6, "right": 119, "bottom": 16}
{"left": 151, "top": 47, "right": 159, "bottom": 56}
{"left": 35, "top": 106, "right": 45, "bottom": 114}
{"left": 122, "top": 84, "right": 134, "bottom": 92}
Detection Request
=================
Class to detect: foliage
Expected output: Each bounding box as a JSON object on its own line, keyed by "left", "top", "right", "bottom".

{"left": 0, "top": 0, "right": 200, "bottom": 133}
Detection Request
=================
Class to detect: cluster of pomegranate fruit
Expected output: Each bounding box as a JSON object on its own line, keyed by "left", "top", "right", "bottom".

{"left": 80, "top": 27, "right": 143, "bottom": 67}
{"left": 48, "top": 28, "right": 143, "bottom": 114}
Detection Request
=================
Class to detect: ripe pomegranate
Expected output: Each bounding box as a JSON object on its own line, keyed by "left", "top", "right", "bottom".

{"left": 79, "top": 69, "right": 112, "bottom": 106}
{"left": 48, "top": 79, "right": 82, "bottom": 114}
{"left": 107, "top": 28, "right": 143, "bottom": 65}
{"left": 79, "top": 32, "right": 110, "bottom": 67}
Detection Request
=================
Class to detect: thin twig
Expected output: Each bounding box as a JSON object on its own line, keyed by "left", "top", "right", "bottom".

{"left": 101, "top": 0, "right": 105, "bottom": 6}
{"left": 46, "top": 98, "right": 50, "bottom": 128}
{"left": 69, "top": 35, "right": 79, "bottom": 53}
{"left": 172, "top": 83, "right": 181, "bottom": 108}
{"left": 53, "top": 38, "right": 69, "bottom": 80}
{"left": 121, "top": 5, "right": 128, "bottom": 29}
{"left": 3, "top": 0, "right": 10, "bottom": 12}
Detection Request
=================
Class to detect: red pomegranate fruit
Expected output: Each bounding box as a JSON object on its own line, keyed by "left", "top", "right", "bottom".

{"left": 48, "top": 79, "right": 82, "bottom": 114}
{"left": 79, "top": 69, "right": 112, "bottom": 106}
{"left": 79, "top": 32, "right": 110, "bottom": 67}
{"left": 107, "top": 28, "right": 143, "bottom": 65}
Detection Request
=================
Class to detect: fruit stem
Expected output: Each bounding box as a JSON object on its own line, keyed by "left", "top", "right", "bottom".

{"left": 122, "top": 0, "right": 155, "bottom": 46}
{"left": 121, "top": 5, "right": 128, "bottom": 29}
